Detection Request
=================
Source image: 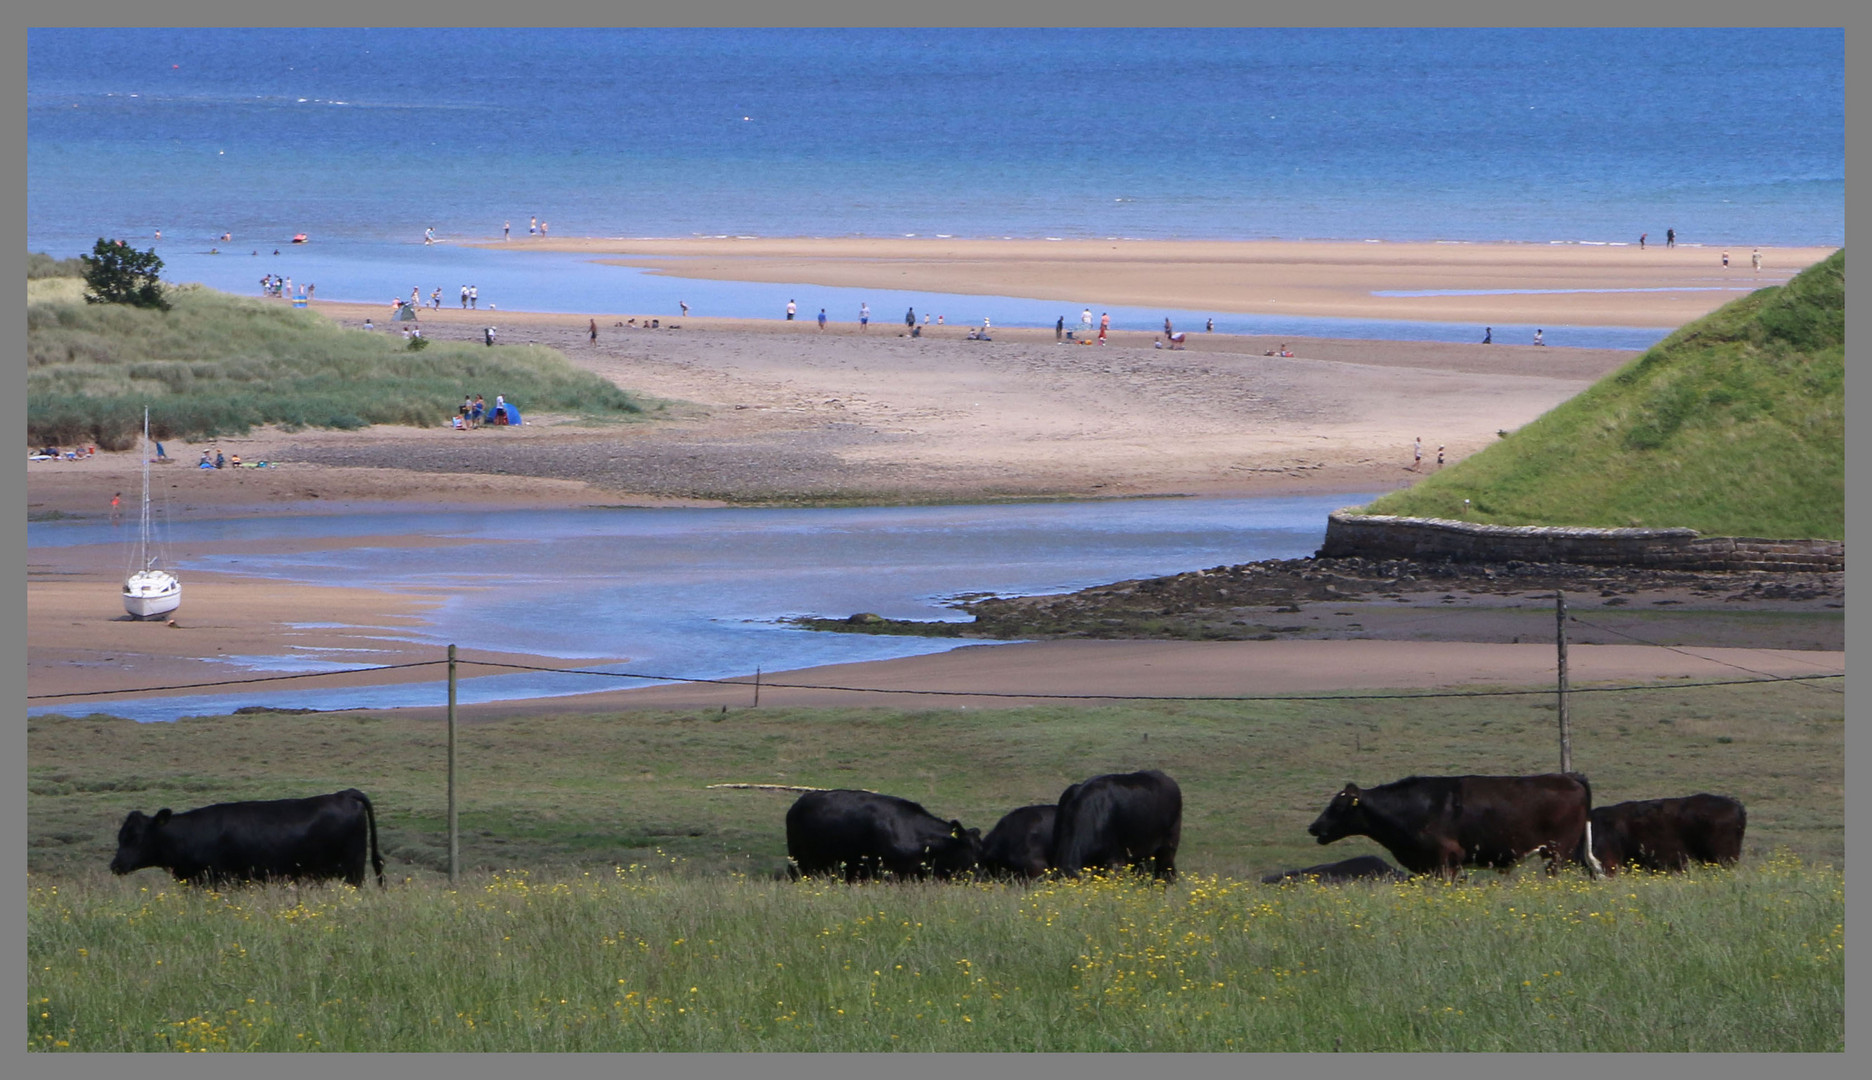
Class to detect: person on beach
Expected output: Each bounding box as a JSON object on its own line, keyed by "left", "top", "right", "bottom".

{"left": 1164, "top": 317, "right": 1174, "bottom": 337}
{"left": 1483, "top": 326, "right": 1492, "bottom": 344}
{"left": 906, "top": 307, "right": 916, "bottom": 329}
{"left": 983, "top": 316, "right": 991, "bottom": 333}
{"left": 540, "top": 221, "right": 548, "bottom": 237}
{"left": 1751, "top": 248, "right": 1762, "bottom": 273}
{"left": 530, "top": 216, "right": 538, "bottom": 236}
{"left": 1206, "top": 318, "right": 1214, "bottom": 333}
{"left": 788, "top": 300, "right": 797, "bottom": 321}
{"left": 431, "top": 288, "right": 441, "bottom": 310}
{"left": 1436, "top": 446, "right": 1445, "bottom": 469}
{"left": 1721, "top": 250, "right": 1729, "bottom": 268}
{"left": 1056, "top": 315, "right": 1065, "bottom": 341}
{"left": 110, "top": 492, "right": 122, "bottom": 525}
{"left": 1413, "top": 436, "right": 1422, "bottom": 471}
{"left": 504, "top": 221, "right": 511, "bottom": 241}
{"left": 461, "top": 285, "right": 470, "bottom": 309}
{"left": 425, "top": 227, "right": 435, "bottom": 245}
{"left": 1533, "top": 329, "right": 1545, "bottom": 346}
{"left": 1639, "top": 232, "right": 1647, "bottom": 249}
{"left": 470, "top": 286, "right": 479, "bottom": 309}
{"left": 590, "top": 318, "right": 599, "bottom": 343}
{"left": 461, "top": 396, "right": 473, "bottom": 426}
{"left": 306, "top": 283, "right": 314, "bottom": 302}
{"left": 817, "top": 308, "right": 827, "bottom": 331}
{"left": 485, "top": 327, "right": 496, "bottom": 346}
{"left": 681, "top": 300, "right": 689, "bottom": 317}
{"left": 937, "top": 315, "right": 944, "bottom": 326}
{"left": 364, "top": 317, "right": 373, "bottom": 331}
{"left": 1666, "top": 227, "right": 1675, "bottom": 248}
{"left": 472, "top": 395, "right": 485, "bottom": 427}
{"left": 860, "top": 302, "right": 870, "bottom": 330}
{"left": 1098, "top": 312, "right": 1109, "bottom": 344}
{"left": 1082, "top": 308, "right": 1093, "bottom": 336}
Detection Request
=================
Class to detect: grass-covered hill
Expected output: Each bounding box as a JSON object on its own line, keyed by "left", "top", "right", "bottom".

{"left": 1363, "top": 249, "right": 1843, "bottom": 540}
{"left": 27, "top": 273, "right": 652, "bottom": 449}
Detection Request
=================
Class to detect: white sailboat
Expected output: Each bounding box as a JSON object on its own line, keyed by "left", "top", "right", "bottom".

{"left": 123, "top": 408, "right": 181, "bottom": 620}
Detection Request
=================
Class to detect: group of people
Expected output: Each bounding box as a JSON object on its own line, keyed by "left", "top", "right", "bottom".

{"left": 455, "top": 394, "right": 516, "bottom": 429}
{"left": 459, "top": 285, "right": 481, "bottom": 309}
{"left": 1410, "top": 436, "right": 1445, "bottom": 472}
{"left": 196, "top": 448, "right": 251, "bottom": 469}
{"left": 259, "top": 274, "right": 308, "bottom": 300}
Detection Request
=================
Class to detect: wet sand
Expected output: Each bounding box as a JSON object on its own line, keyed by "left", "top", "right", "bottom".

{"left": 480, "top": 236, "right": 1838, "bottom": 328}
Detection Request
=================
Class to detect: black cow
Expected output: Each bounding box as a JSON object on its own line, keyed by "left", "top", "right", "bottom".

{"left": 1050, "top": 770, "right": 1182, "bottom": 882}
{"left": 785, "top": 790, "right": 982, "bottom": 882}
{"left": 980, "top": 804, "right": 1057, "bottom": 880}
{"left": 1307, "top": 773, "right": 1603, "bottom": 879}
{"left": 1588, "top": 794, "right": 1746, "bottom": 874}
{"left": 109, "top": 789, "right": 385, "bottom": 888}
{"left": 1260, "top": 854, "right": 1410, "bottom": 885}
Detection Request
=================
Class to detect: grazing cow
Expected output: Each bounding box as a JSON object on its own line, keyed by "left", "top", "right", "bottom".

{"left": 980, "top": 804, "right": 1057, "bottom": 880}
{"left": 1588, "top": 794, "right": 1746, "bottom": 874}
{"left": 785, "top": 790, "right": 982, "bottom": 882}
{"left": 109, "top": 789, "right": 385, "bottom": 888}
{"left": 1260, "top": 854, "right": 1410, "bottom": 885}
{"left": 1307, "top": 773, "right": 1603, "bottom": 879}
{"left": 1050, "top": 770, "right": 1182, "bottom": 882}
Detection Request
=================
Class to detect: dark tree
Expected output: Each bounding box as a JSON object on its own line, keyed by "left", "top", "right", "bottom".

{"left": 81, "top": 238, "right": 170, "bottom": 311}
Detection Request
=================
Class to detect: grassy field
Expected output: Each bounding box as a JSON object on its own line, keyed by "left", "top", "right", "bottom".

{"left": 28, "top": 664, "right": 1842, "bottom": 1053}
{"left": 30, "top": 677, "right": 1842, "bottom": 881}
{"left": 1363, "top": 249, "right": 1844, "bottom": 539}
{"left": 26, "top": 276, "right": 655, "bottom": 448}
{"left": 27, "top": 856, "right": 1843, "bottom": 1051}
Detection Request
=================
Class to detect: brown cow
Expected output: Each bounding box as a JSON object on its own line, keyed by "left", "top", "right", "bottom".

{"left": 1588, "top": 794, "right": 1746, "bottom": 874}
{"left": 1307, "top": 773, "right": 1604, "bottom": 879}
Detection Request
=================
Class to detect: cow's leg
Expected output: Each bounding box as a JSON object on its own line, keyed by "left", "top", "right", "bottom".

{"left": 1152, "top": 845, "right": 1177, "bottom": 883}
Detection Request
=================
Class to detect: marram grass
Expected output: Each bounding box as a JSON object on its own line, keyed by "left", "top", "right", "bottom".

{"left": 29, "top": 852, "right": 1841, "bottom": 1052}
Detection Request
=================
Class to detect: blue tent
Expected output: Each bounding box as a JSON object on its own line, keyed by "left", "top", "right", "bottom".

{"left": 489, "top": 402, "right": 521, "bottom": 426}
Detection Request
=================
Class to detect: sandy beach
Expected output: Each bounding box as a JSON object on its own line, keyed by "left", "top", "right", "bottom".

{"left": 27, "top": 239, "right": 1842, "bottom": 715}
{"left": 481, "top": 236, "right": 1838, "bottom": 328}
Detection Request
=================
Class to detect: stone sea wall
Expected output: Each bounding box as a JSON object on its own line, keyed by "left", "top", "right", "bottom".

{"left": 1319, "top": 512, "right": 1842, "bottom": 572}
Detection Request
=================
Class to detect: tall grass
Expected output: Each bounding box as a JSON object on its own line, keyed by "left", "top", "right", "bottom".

{"left": 27, "top": 278, "right": 652, "bottom": 448}
{"left": 26, "top": 855, "right": 1842, "bottom": 1051}
{"left": 1364, "top": 249, "right": 1844, "bottom": 539}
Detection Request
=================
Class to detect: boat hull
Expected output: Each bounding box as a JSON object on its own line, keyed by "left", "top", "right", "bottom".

{"left": 124, "top": 571, "right": 181, "bottom": 620}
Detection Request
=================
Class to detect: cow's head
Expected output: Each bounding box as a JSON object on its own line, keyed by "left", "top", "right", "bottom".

{"left": 109, "top": 808, "right": 172, "bottom": 875}
{"left": 924, "top": 821, "right": 984, "bottom": 879}
{"left": 1307, "top": 785, "right": 1366, "bottom": 845}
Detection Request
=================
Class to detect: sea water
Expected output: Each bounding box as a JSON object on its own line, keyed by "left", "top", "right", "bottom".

{"left": 27, "top": 28, "right": 1842, "bottom": 338}
{"left": 28, "top": 494, "right": 1368, "bottom": 722}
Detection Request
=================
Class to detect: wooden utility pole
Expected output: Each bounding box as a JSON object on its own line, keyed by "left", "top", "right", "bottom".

{"left": 447, "top": 643, "right": 459, "bottom": 887}
{"left": 1555, "top": 591, "right": 1572, "bottom": 773}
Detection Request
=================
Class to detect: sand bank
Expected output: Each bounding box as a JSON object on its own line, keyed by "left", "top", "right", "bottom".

{"left": 395, "top": 638, "right": 1846, "bottom": 722}
{"left": 476, "top": 236, "right": 1838, "bottom": 328}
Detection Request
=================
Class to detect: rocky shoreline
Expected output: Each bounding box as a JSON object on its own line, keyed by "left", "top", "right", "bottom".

{"left": 798, "top": 556, "right": 1844, "bottom": 652}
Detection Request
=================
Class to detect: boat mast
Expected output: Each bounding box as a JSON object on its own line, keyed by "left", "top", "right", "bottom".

{"left": 139, "top": 407, "right": 152, "bottom": 571}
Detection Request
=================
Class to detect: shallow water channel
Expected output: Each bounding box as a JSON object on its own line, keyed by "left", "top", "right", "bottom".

{"left": 31, "top": 493, "right": 1372, "bottom": 721}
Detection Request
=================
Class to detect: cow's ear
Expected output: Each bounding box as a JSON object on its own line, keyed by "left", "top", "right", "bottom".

{"left": 153, "top": 809, "right": 173, "bottom": 825}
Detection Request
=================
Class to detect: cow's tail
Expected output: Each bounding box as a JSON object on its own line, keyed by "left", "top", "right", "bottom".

{"left": 1568, "top": 773, "right": 1606, "bottom": 879}
{"left": 357, "top": 790, "right": 386, "bottom": 888}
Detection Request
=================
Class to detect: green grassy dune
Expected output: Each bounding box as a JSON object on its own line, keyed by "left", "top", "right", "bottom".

{"left": 27, "top": 275, "right": 655, "bottom": 449}
{"left": 1364, "top": 250, "right": 1843, "bottom": 539}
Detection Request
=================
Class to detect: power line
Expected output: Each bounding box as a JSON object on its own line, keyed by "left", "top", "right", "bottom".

{"left": 31, "top": 654, "right": 1841, "bottom": 706}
